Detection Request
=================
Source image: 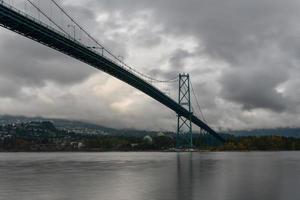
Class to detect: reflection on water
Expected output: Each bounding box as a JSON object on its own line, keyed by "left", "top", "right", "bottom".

{"left": 0, "top": 152, "right": 299, "bottom": 200}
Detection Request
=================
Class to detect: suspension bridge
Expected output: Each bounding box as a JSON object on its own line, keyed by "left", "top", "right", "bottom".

{"left": 0, "top": 0, "right": 225, "bottom": 148}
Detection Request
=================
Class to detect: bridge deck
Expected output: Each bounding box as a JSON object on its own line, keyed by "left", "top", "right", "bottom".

{"left": 0, "top": 2, "right": 224, "bottom": 142}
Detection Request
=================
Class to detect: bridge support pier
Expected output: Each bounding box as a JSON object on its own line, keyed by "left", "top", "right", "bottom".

{"left": 176, "top": 73, "right": 193, "bottom": 149}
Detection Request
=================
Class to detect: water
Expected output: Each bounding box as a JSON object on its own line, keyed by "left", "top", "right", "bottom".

{"left": 0, "top": 152, "right": 299, "bottom": 200}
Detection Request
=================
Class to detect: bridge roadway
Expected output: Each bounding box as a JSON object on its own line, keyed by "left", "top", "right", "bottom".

{"left": 0, "top": 2, "right": 224, "bottom": 142}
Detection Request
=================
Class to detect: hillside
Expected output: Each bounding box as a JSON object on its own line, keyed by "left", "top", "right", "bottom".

{"left": 0, "top": 115, "right": 165, "bottom": 137}
{"left": 231, "top": 128, "right": 300, "bottom": 138}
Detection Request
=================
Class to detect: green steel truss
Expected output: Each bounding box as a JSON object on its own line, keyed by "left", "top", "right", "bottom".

{"left": 177, "top": 74, "right": 193, "bottom": 148}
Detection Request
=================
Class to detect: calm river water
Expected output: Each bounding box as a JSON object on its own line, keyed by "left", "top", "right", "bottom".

{"left": 0, "top": 152, "right": 299, "bottom": 200}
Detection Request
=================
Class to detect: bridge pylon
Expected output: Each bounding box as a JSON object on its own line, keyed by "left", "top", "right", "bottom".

{"left": 176, "top": 73, "right": 193, "bottom": 149}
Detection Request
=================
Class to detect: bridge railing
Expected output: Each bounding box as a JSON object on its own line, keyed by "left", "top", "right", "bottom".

{"left": 0, "top": 0, "right": 176, "bottom": 97}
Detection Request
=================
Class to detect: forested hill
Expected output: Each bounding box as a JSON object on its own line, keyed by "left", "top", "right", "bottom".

{"left": 231, "top": 128, "right": 300, "bottom": 138}
{"left": 0, "top": 115, "right": 166, "bottom": 137}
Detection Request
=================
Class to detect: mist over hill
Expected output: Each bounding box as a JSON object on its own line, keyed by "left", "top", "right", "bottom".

{"left": 1, "top": 115, "right": 300, "bottom": 138}
{"left": 231, "top": 128, "right": 300, "bottom": 138}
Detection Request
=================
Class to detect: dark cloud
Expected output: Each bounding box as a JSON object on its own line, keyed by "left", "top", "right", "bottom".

{"left": 169, "top": 49, "right": 194, "bottom": 70}
{"left": 0, "top": 77, "right": 21, "bottom": 98}
{"left": 135, "top": 29, "right": 162, "bottom": 47}
{"left": 220, "top": 67, "right": 288, "bottom": 112}
{"left": 0, "top": 29, "right": 94, "bottom": 96}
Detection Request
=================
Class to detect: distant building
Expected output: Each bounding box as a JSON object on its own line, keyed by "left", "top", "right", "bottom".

{"left": 157, "top": 132, "right": 165, "bottom": 137}
{"left": 143, "top": 135, "right": 153, "bottom": 144}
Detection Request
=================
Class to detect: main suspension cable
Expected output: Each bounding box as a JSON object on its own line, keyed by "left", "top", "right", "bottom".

{"left": 49, "top": 0, "right": 177, "bottom": 83}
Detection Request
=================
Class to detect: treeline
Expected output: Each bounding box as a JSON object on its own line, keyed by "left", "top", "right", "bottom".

{"left": 217, "top": 136, "right": 300, "bottom": 151}
{"left": 0, "top": 137, "right": 79, "bottom": 152}
{"left": 84, "top": 135, "right": 174, "bottom": 151}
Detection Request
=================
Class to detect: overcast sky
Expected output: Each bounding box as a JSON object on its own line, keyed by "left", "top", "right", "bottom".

{"left": 1, "top": 0, "right": 300, "bottom": 131}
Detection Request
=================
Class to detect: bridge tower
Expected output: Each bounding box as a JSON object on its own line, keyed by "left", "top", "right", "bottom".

{"left": 176, "top": 73, "right": 193, "bottom": 149}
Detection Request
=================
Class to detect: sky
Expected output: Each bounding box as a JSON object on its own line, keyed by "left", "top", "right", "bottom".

{"left": 0, "top": 0, "right": 300, "bottom": 131}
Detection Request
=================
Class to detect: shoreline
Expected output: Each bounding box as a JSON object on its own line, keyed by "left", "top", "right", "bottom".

{"left": 0, "top": 150, "right": 299, "bottom": 153}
